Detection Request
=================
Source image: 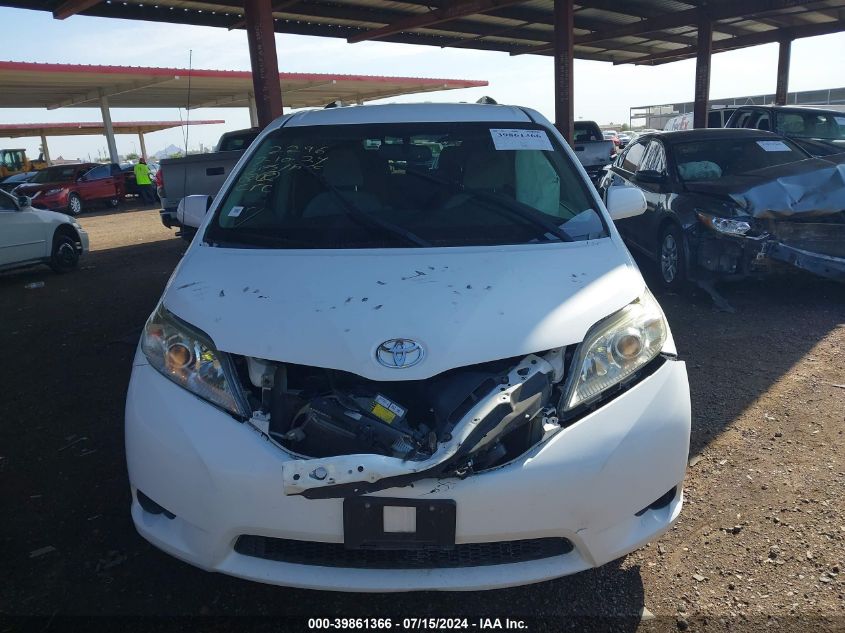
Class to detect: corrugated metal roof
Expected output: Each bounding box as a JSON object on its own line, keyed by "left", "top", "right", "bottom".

{"left": 0, "top": 61, "right": 488, "bottom": 109}
{"left": 1, "top": 0, "right": 843, "bottom": 65}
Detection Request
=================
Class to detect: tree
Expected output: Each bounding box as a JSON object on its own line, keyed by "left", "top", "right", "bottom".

{"left": 125, "top": 152, "right": 139, "bottom": 161}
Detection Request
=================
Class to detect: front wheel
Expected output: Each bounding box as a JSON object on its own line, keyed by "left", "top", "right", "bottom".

{"left": 49, "top": 233, "right": 79, "bottom": 273}
{"left": 658, "top": 224, "right": 687, "bottom": 290}
{"left": 67, "top": 193, "right": 82, "bottom": 216}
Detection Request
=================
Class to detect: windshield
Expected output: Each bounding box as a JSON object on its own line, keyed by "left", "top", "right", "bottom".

{"left": 206, "top": 122, "right": 606, "bottom": 249}
{"left": 776, "top": 111, "right": 845, "bottom": 141}
{"left": 673, "top": 138, "right": 807, "bottom": 181}
{"left": 31, "top": 165, "right": 82, "bottom": 184}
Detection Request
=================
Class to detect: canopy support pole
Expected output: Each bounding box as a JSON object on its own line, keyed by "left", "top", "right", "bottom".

{"left": 138, "top": 132, "right": 148, "bottom": 161}
{"left": 693, "top": 14, "right": 712, "bottom": 129}
{"left": 99, "top": 94, "right": 119, "bottom": 163}
{"left": 40, "top": 134, "right": 51, "bottom": 166}
{"left": 243, "top": 0, "right": 283, "bottom": 128}
{"left": 247, "top": 92, "right": 259, "bottom": 127}
{"left": 553, "top": 0, "right": 574, "bottom": 143}
{"left": 775, "top": 38, "right": 791, "bottom": 105}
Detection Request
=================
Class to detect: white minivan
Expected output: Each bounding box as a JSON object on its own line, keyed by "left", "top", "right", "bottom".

{"left": 126, "top": 103, "right": 691, "bottom": 591}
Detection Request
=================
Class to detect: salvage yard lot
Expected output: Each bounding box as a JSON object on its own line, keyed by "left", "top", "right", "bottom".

{"left": 1, "top": 206, "right": 843, "bottom": 629}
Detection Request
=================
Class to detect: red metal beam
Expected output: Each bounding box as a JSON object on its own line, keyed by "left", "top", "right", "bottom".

{"left": 693, "top": 16, "right": 712, "bottom": 129}
{"left": 53, "top": 0, "right": 102, "bottom": 20}
{"left": 553, "top": 0, "right": 574, "bottom": 143}
{"left": 775, "top": 38, "right": 792, "bottom": 105}
{"left": 347, "top": 0, "right": 531, "bottom": 44}
{"left": 243, "top": 0, "right": 283, "bottom": 127}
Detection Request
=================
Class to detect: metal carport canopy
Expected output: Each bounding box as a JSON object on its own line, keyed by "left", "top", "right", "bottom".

{"left": 0, "top": 61, "right": 489, "bottom": 110}
{"left": 0, "top": 119, "right": 224, "bottom": 136}
{"left": 0, "top": 118, "right": 225, "bottom": 163}
{"left": 4, "top": 0, "right": 844, "bottom": 136}
{"left": 4, "top": 0, "right": 843, "bottom": 64}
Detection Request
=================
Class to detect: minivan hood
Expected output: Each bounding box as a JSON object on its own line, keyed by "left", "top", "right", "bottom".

{"left": 162, "top": 239, "right": 643, "bottom": 380}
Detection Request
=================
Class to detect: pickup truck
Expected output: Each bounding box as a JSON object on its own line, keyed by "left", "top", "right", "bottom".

{"left": 572, "top": 121, "right": 615, "bottom": 184}
{"left": 157, "top": 128, "right": 258, "bottom": 232}
{"left": 724, "top": 105, "right": 845, "bottom": 156}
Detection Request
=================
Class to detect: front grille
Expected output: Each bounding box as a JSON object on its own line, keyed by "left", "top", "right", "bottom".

{"left": 234, "top": 535, "right": 573, "bottom": 569}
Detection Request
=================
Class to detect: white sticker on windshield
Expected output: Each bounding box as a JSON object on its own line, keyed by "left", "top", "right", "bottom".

{"left": 756, "top": 140, "right": 792, "bottom": 152}
{"left": 228, "top": 205, "right": 244, "bottom": 217}
{"left": 835, "top": 116, "right": 845, "bottom": 126}
{"left": 490, "top": 128, "right": 554, "bottom": 151}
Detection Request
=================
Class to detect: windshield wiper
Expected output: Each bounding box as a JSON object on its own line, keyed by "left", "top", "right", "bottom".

{"left": 463, "top": 190, "right": 574, "bottom": 243}
{"left": 403, "top": 167, "right": 573, "bottom": 243}
{"left": 302, "top": 164, "right": 432, "bottom": 248}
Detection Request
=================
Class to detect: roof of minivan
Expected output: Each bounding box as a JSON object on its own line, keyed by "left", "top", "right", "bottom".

{"left": 284, "top": 102, "right": 535, "bottom": 127}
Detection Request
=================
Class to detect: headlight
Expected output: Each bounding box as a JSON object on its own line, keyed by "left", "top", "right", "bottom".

{"left": 44, "top": 188, "right": 66, "bottom": 196}
{"left": 696, "top": 211, "right": 751, "bottom": 236}
{"left": 562, "top": 290, "right": 668, "bottom": 411}
{"left": 141, "top": 305, "right": 249, "bottom": 417}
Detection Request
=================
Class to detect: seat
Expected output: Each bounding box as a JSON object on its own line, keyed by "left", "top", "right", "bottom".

{"left": 302, "top": 148, "right": 382, "bottom": 217}
{"left": 463, "top": 150, "right": 513, "bottom": 192}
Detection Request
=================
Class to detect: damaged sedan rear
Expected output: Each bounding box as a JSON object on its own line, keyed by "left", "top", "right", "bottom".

{"left": 125, "top": 103, "right": 691, "bottom": 591}
{"left": 599, "top": 129, "right": 845, "bottom": 290}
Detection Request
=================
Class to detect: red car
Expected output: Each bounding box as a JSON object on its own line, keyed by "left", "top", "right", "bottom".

{"left": 15, "top": 163, "right": 126, "bottom": 216}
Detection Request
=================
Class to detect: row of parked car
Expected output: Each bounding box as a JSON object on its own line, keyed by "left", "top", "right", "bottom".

{"left": 0, "top": 160, "right": 158, "bottom": 274}
{"left": 594, "top": 104, "right": 845, "bottom": 295}
{"left": 0, "top": 161, "right": 158, "bottom": 215}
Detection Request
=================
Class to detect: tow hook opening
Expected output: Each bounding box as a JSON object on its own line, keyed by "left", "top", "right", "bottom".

{"left": 635, "top": 486, "right": 678, "bottom": 517}
{"left": 136, "top": 490, "right": 176, "bottom": 519}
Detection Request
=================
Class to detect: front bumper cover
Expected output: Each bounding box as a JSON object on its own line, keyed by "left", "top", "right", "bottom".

{"left": 125, "top": 352, "right": 690, "bottom": 591}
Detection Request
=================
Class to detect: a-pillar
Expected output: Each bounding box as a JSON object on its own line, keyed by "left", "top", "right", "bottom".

{"left": 692, "top": 14, "right": 713, "bottom": 129}
{"left": 40, "top": 133, "right": 51, "bottom": 165}
{"left": 138, "top": 131, "right": 148, "bottom": 161}
{"left": 243, "top": 0, "right": 283, "bottom": 128}
{"left": 553, "top": 0, "right": 574, "bottom": 143}
{"left": 775, "top": 39, "right": 792, "bottom": 106}
{"left": 99, "top": 93, "right": 119, "bottom": 163}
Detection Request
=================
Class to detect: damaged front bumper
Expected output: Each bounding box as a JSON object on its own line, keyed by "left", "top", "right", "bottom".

{"left": 691, "top": 226, "right": 845, "bottom": 283}
{"left": 125, "top": 351, "right": 690, "bottom": 591}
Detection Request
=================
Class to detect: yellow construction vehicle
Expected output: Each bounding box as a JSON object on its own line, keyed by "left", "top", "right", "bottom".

{"left": 0, "top": 148, "right": 48, "bottom": 179}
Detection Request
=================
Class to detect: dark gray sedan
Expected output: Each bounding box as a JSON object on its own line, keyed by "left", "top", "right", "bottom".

{"left": 597, "top": 128, "right": 845, "bottom": 288}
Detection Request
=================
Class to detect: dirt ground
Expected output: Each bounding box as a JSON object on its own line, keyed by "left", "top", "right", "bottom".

{"left": 1, "top": 205, "right": 843, "bottom": 632}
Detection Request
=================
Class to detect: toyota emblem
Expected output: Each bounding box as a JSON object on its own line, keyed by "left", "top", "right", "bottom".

{"left": 376, "top": 339, "right": 425, "bottom": 369}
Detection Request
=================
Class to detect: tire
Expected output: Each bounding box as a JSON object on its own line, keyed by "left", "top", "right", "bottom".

{"left": 107, "top": 197, "right": 120, "bottom": 209}
{"left": 67, "top": 193, "right": 82, "bottom": 216}
{"left": 49, "top": 232, "right": 79, "bottom": 273}
{"left": 658, "top": 224, "right": 687, "bottom": 290}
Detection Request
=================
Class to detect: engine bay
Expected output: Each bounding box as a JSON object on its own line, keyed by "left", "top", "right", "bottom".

{"left": 232, "top": 350, "right": 568, "bottom": 495}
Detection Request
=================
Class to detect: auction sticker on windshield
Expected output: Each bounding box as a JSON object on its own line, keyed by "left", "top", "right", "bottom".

{"left": 756, "top": 140, "right": 792, "bottom": 152}
{"left": 490, "top": 128, "right": 554, "bottom": 151}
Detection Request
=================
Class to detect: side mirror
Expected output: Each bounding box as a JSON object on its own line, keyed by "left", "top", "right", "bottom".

{"left": 177, "top": 194, "right": 212, "bottom": 228}
{"left": 606, "top": 186, "right": 647, "bottom": 221}
{"left": 635, "top": 170, "right": 666, "bottom": 184}
{"left": 17, "top": 195, "right": 32, "bottom": 208}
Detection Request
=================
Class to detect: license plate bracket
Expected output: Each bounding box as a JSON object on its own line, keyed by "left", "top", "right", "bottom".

{"left": 343, "top": 497, "right": 456, "bottom": 550}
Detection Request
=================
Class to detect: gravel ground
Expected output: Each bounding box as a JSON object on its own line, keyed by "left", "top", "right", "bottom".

{"left": 1, "top": 205, "right": 843, "bottom": 632}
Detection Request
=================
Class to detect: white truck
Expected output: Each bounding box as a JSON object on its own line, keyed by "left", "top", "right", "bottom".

{"left": 572, "top": 120, "right": 616, "bottom": 183}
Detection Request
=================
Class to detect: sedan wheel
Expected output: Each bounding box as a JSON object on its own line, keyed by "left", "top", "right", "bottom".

{"left": 67, "top": 194, "right": 82, "bottom": 216}
{"left": 658, "top": 225, "right": 687, "bottom": 291}
{"left": 49, "top": 234, "right": 79, "bottom": 273}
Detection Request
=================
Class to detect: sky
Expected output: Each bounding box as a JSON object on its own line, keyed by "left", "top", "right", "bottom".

{"left": 2, "top": 7, "right": 844, "bottom": 160}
